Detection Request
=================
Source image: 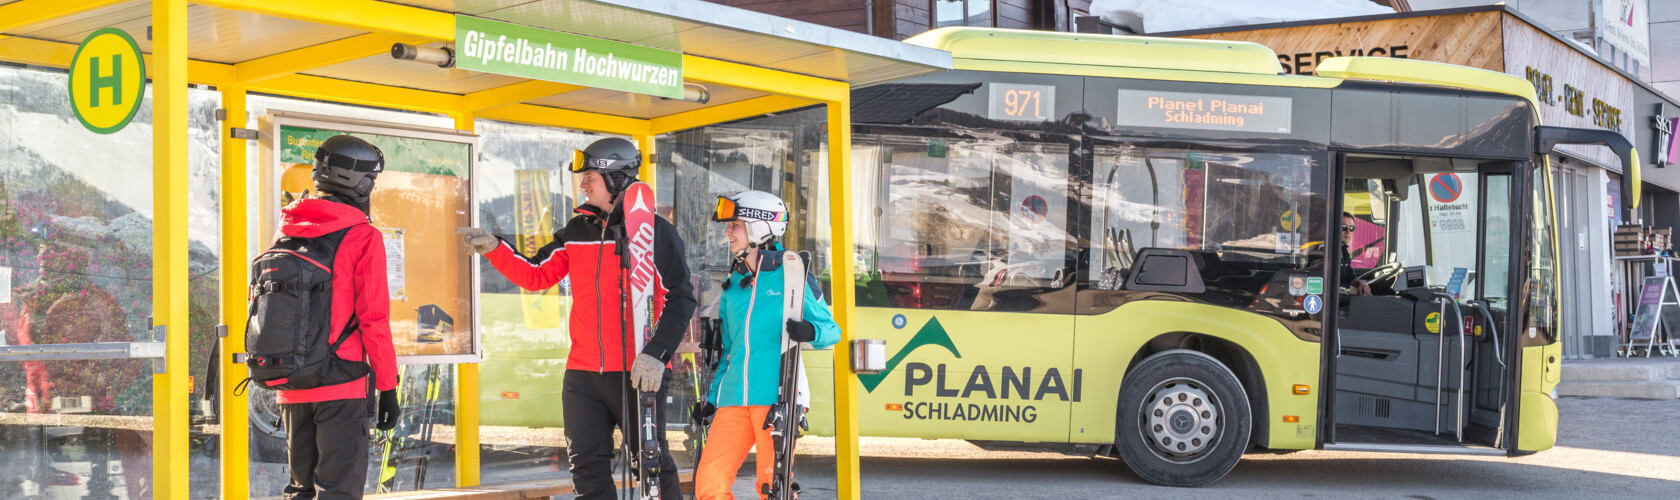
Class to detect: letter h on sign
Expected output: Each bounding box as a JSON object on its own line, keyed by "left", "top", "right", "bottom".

{"left": 89, "top": 55, "right": 123, "bottom": 108}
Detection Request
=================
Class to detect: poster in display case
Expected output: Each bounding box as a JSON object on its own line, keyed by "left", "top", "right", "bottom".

{"left": 259, "top": 112, "right": 480, "bottom": 363}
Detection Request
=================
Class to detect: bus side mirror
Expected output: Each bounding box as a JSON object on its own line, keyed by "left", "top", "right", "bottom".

{"left": 1535, "top": 126, "right": 1639, "bottom": 216}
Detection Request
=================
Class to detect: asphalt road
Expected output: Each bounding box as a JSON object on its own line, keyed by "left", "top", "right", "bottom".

{"left": 742, "top": 396, "right": 1680, "bottom": 499}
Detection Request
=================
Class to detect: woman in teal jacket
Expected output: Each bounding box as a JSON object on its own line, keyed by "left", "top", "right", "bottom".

{"left": 695, "top": 190, "right": 840, "bottom": 499}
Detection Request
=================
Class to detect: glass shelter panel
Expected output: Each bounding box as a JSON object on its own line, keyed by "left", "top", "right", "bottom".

{"left": 0, "top": 63, "right": 179, "bottom": 500}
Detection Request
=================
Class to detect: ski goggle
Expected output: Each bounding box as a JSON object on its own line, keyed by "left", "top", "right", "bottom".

{"left": 568, "top": 150, "right": 640, "bottom": 173}
{"left": 712, "top": 196, "right": 740, "bottom": 222}
{"left": 567, "top": 150, "right": 598, "bottom": 173}
{"left": 712, "top": 196, "right": 784, "bottom": 223}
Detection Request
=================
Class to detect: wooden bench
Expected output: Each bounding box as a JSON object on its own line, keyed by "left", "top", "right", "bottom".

{"left": 367, "top": 470, "right": 694, "bottom": 500}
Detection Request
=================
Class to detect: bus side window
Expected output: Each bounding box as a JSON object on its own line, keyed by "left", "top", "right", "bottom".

{"left": 1086, "top": 143, "right": 1321, "bottom": 292}
{"left": 853, "top": 133, "right": 1075, "bottom": 310}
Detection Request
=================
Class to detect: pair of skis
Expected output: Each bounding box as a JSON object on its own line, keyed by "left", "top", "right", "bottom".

{"left": 622, "top": 182, "right": 664, "bottom": 500}
{"left": 762, "top": 252, "right": 807, "bottom": 500}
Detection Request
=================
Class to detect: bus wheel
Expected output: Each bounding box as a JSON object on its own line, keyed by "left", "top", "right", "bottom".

{"left": 1114, "top": 349, "right": 1251, "bottom": 487}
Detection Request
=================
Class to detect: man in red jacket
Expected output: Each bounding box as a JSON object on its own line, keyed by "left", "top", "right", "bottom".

{"left": 458, "top": 137, "right": 695, "bottom": 499}
{"left": 276, "top": 135, "right": 401, "bottom": 499}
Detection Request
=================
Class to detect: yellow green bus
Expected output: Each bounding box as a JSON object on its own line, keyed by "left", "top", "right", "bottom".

{"left": 442, "top": 26, "right": 1642, "bottom": 487}
{"left": 797, "top": 27, "right": 1639, "bottom": 487}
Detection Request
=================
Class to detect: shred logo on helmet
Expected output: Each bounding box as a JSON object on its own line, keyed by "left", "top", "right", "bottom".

{"left": 736, "top": 206, "right": 785, "bottom": 222}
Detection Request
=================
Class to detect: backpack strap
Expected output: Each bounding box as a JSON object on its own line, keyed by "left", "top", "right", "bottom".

{"left": 326, "top": 315, "right": 361, "bottom": 358}
{"left": 320, "top": 224, "right": 368, "bottom": 362}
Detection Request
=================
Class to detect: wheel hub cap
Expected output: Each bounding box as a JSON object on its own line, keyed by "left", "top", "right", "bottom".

{"left": 1144, "top": 381, "right": 1220, "bottom": 461}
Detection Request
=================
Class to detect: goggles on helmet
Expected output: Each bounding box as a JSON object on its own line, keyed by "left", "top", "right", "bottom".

{"left": 569, "top": 150, "right": 640, "bottom": 173}
{"left": 712, "top": 196, "right": 739, "bottom": 222}
{"left": 712, "top": 195, "right": 784, "bottom": 223}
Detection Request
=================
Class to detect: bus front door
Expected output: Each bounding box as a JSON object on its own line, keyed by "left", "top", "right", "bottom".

{"left": 1327, "top": 155, "right": 1518, "bottom": 453}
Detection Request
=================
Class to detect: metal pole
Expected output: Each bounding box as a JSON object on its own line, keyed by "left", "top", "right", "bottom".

{"left": 219, "top": 83, "right": 252, "bottom": 500}
{"left": 454, "top": 111, "right": 482, "bottom": 488}
{"left": 1435, "top": 298, "right": 1445, "bottom": 436}
{"left": 152, "top": 0, "right": 192, "bottom": 496}
{"left": 825, "top": 100, "right": 862, "bottom": 500}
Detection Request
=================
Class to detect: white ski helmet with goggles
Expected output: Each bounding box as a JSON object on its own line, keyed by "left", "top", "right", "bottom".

{"left": 713, "top": 190, "right": 787, "bottom": 247}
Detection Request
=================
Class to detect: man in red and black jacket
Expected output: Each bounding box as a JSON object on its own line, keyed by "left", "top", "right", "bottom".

{"left": 276, "top": 135, "right": 401, "bottom": 500}
{"left": 458, "top": 137, "right": 694, "bottom": 499}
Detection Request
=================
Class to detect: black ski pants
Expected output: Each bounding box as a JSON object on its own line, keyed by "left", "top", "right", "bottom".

{"left": 563, "top": 369, "right": 681, "bottom": 500}
{"left": 281, "top": 397, "right": 372, "bottom": 499}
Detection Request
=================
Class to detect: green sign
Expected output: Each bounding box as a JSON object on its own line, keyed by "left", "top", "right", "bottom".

{"left": 455, "top": 15, "right": 683, "bottom": 99}
{"left": 68, "top": 28, "right": 147, "bottom": 134}
{"left": 280, "top": 126, "right": 471, "bottom": 178}
{"left": 1306, "top": 277, "right": 1324, "bottom": 295}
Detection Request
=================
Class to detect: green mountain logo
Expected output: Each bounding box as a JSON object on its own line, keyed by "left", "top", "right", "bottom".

{"left": 858, "top": 316, "right": 962, "bottom": 392}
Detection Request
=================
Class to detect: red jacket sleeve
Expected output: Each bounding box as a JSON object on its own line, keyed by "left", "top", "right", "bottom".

{"left": 353, "top": 226, "right": 399, "bottom": 392}
{"left": 485, "top": 238, "right": 570, "bottom": 291}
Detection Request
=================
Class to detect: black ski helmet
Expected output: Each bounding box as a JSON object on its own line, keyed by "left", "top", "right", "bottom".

{"left": 311, "top": 135, "right": 384, "bottom": 209}
{"left": 569, "top": 137, "right": 641, "bottom": 195}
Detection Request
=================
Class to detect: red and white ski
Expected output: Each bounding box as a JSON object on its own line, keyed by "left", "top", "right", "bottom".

{"left": 622, "top": 181, "right": 662, "bottom": 499}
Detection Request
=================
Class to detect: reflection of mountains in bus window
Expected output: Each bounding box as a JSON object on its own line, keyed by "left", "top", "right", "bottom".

{"left": 868, "top": 133, "right": 1070, "bottom": 293}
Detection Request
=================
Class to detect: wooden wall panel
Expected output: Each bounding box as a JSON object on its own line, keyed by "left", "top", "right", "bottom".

{"left": 894, "top": 0, "right": 931, "bottom": 40}
{"left": 1503, "top": 13, "right": 1636, "bottom": 168}
{"left": 1180, "top": 10, "right": 1505, "bottom": 75}
{"left": 997, "top": 0, "right": 1034, "bottom": 29}
{"left": 703, "top": 0, "right": 869, "bottom": 33}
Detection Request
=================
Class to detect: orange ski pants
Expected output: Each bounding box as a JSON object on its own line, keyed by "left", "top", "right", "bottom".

{"left": 695, "top": 405, "right": 775, "bottom": 500}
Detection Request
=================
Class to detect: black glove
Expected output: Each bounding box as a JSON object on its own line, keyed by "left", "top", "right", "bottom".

{"left": 377, "top": 390, "right": 401, "bottom": 431}
{"left": 786, "top": 319, "right": 816, "bottom": 343}
{"left": 692, "top": 401, "right": 716, "bottom": 427}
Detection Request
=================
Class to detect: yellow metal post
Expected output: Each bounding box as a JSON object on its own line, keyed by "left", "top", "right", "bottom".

{"left": 455, "top": 111, "right": 483, "bottom": 488}
{"left": 152, "top": 0, "right": 191, "bottom": 497}
{"left": 824, "top": 100, "right": 861, "bottom": 499}
{"left": 219, "top": 85, "right": 252, "bottom": 500}
{"left": 634, "top": 134, "right": 655, "bottom": 186}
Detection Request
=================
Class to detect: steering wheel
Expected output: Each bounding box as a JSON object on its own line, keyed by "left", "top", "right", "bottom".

{"left": 1358, "top": 261, "right": 1403, "bottom": 287}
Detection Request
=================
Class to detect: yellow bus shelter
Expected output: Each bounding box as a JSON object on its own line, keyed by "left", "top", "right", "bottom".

{"left": 0, "top": 0, "right": 949, "bottom": 497}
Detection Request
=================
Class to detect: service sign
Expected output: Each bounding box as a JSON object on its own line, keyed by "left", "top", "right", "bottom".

{"left": 68, "top": 28, "right": 146, "bottom": 134}
{"left": 456, "top": 15, "right": 683, "bottom": 99}
{"left": 987, "top": 83, "right": 1055, "bottom": 122}
{"left": 1117, "top": 89, "right": 1292, "bottom": 134}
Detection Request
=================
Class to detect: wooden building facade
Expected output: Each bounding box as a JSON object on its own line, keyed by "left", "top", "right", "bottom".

{"left": 704, "top": 0, "right": 1093, "bottom": 40}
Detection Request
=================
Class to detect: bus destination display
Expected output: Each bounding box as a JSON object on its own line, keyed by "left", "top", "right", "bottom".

{"left": 988, "top": 83, "right": 1055, "bottom": 122}
{"left": 1116, "top": 89, "right": 1292, "bottom": 134}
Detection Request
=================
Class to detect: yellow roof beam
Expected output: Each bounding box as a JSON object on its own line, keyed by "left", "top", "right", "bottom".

{"left": 196, "top": 0, "right": 453, "bottom": 41}
{"left": 684, "top": 55, "right": 848, "bottom": 103}
{"left": 0, "top": 35, "right": 233, "bottom": 85}
{"left": 254, "top": 74, "right": 465, "bottom": 115}
{"left": 478, "top": 103, "right": 650, "bottom": 136}
{"left": 464, "top": 80, "right": 585, "bottom": 111}
{"left": 0, "top": 0, "right": 130, "bottom": 33}
{"left": 237, "top": 33, "right": 423, "bottom": 83}
{"left": 650, "top": 95, "right": 815, "bottom": 135}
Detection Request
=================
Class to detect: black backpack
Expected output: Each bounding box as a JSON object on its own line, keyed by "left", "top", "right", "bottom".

{"left": 241, "top": 226, "right": 371, "bottom": 392}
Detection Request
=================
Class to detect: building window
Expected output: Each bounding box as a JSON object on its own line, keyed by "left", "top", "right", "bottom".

{"left": 934, "top": 0, "right": 994, "bottom": 28}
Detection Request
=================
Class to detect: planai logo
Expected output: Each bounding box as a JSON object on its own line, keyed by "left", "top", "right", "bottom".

{"left": 863, "top": 316, "right": 1084, "bottom": 424}
{"left": 857, "top": 317, "right": 961, "bottom": 393}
